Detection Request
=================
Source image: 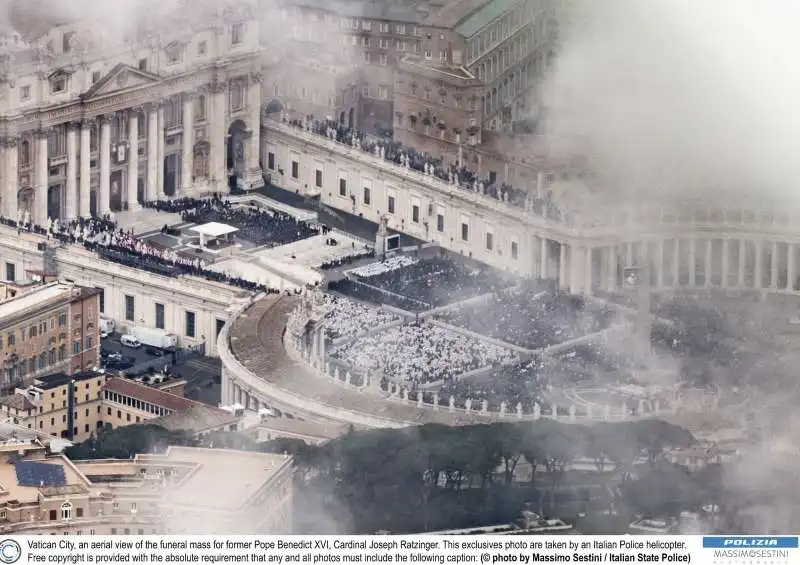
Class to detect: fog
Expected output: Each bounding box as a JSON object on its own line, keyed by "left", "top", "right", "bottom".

{"left": 542, "top": 0, "right": 800, "bottom": 202}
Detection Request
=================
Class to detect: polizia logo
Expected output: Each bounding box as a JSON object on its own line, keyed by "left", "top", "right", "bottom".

{"left": 0, "top": 539, "right": 21, "bottom": 564}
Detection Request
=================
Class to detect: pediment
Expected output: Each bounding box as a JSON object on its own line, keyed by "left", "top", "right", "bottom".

{"left": 82, "top": 63, "right": 161, "bottom": 100}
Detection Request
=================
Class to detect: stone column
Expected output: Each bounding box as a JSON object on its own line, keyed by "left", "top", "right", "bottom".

{"left": 606, "top": 245, "right": 617, "bottom": 291}
{"left": 244, "top": 72, "right": 264, "bottom": 189}
{"left": 541, "top": 237, "right": 549, "bottom": 279}
{"left": 705, "top": 238, "right": 713, "bottom": 286}
{"left": 721, "top": 239, "right": 730, "bottom": 288}
{"left": 146, "top": 105, "right": 158, "bottom": 202}
{"left": 65, "top": 124, "right": 78, "bottom": 220}
{"left": 584, "top": 246, "right": 593, "bottom": 295}
{"left": 2, "top": 139, "right": 18, "bottom": 219}
{"left": 569, "top": 245, "right": 584, "bottom": 295}
{"left": 79, "top": 121, "right": 91, "bottom": 217}
{"left": 738, "top": 239, "right": 746, "bottom": 288}
{"left": 209, "top": 79, "right": 228, "bottom": 193}
{"left": 127, "top": 109, "right": 140, "bottom": 211}
{"left": 34, "top": 131, "right": 48, "bottom": 225}
{"left": 99, "top": 116, "right": 111, "bottom": 216}
{"left": 157, "top": 105, "right": 166, "bottom": 198}
{"left": 626, "top": 242, "right": 633, "bottom": 267}
{"left": 559, "top": 243, "right": 568, "bottom": 289}
{"left": 181, "top": 94, "right": 195, "bottom": 194}
{"left": 672, "top": 238, "right": 680, "bottom": 286}
{"left": 788, "top": 243, "right": 796, "bottom": 291}
{"left": 688, "top": 238, "right": 697, "bottom": 286}
{"left": 656, "top": 239, "right": 665, "bottom": 288}
{"left": 771, "top": 241, "right": 779, "bottom": 289}
{"left": 754, "top": 240, "right": 763, "bottom": 289}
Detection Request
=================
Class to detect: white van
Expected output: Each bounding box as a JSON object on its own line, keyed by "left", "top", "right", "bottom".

{"left": 120, "top": 335, "right": 142, "bottom": 348}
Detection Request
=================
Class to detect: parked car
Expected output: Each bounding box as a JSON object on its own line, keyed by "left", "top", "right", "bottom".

{"left": 120, "top": 335, "right": 142, "bottom": 348}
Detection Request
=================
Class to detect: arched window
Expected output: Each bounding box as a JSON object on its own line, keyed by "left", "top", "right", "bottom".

{"left": 19, "top": 140, "right": 30, "bottom": 166}
{"left": 61, "top": 502, "right": 72, "bottom": 520}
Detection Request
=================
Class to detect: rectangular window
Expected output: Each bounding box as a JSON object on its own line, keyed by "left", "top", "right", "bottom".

{"left": 339, "top": 176, "right": 347, "bottom": 197}
{"left": 315, "top": 169, "right": 323, "bottom": 188}
{"left": 267, "top": 152, "right": 275, "bottom": 170}
{"left": 72, "top": 341, "right": 81, "bottom": 355}
{"left": 363, "top": 186, "right": 371, "bottom": 206}
{"left": 197, "top": 41, "right": 207, "bottom": 55}
{"left": 216, "top": 319, "right": 225, "bottom": 337}
{"left": 412, "top": 205, "right": 420, "bottom": 224}
{"left": 511, "top": 240, "right": 519, "bottom": 260}
{"left": 4, "top": 262, "right": 15, "bottom": 281}
{"left": 486, "top": 232, "right": 494, "bottom": 251}
{"left": 461, "top": 222, "right": 469, "bottom": 241}
{"left": 51, "top": 77, "right": 66, "bottom": 93}
{"left": 20, "top": 85, "right": 30, "bottom": 100}
{"left": 185, "top": 311, "right": 196, "bottom": 338}
{"left": 291, "top": 160, "right": 299, "bottom": 179}
{"left": 231, "top": 23, "right": 245, "bottom": 45}
{"left": 86, "top": 336, "right": 93, "bottom": 350}
{"left": 95, "top": 287, "right": 104, "bottom": 313}
{"left": 437, "top": 213, "right": 445, "bottom": 233}
{"left": 155, "top": 303, "right": 165, "bottom": 330}
{"left": 378, "top": 86, "right": 389, "bottom": 100}
{"left": 124, "top": 295, "right": 134, "bottom": 322}
{"left": 387, "top": 195, "right": 395, "bottom": 214}
{"left": 138, "top": 58, "right": 147, "bottom": 71}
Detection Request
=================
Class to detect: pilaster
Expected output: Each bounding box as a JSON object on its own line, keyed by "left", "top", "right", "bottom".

{"left": 181, "top": 93, "right": 195, "bottom": 193}
{"left": 34, "top": 130, "right": 49, "bottom": 225}
{"left": 65, "top": 123, "right": 79, "bottom": 220}
{"left": 127, "top": 108, "right": 141, "bottom": 211}
{"left": 79, "top": 119, "right": 92, "bottom": 217}
{"left": 98, "top": 115, "right": 112, "bottom": 216}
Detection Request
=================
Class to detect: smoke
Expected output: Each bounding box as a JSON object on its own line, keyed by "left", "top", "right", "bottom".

{"left": 542, "top": 0, "right": 800, "bottom": 201}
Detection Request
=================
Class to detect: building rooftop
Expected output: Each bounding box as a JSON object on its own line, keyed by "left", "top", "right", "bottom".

{"left": 34, "top": 371, "right": 103, "bottom": 391}
{"left": 422, "top": 0, "right": 490, "bottom": 29}
{"left": 149, "top": 405, "right": 241, "bottom": 433}
{"left": 0, "top": 393, "right": 36, "bottom": 411}
{"left": 288, "top": 0, "right": 431, "bottom": 24}
{"left": 103, "top": 378, "right": 199, "bottom": 413}
{"left": 0, "top": 454, "right": 87, "bottom": 503}
{"left": 0, "top": 282, "right": 75, "bottom": 323}
{"left": 135, "top": 446, "right": 292, "bottom": 512}
{"left": 454, "top": 0, "right": 520, "bottom": 37}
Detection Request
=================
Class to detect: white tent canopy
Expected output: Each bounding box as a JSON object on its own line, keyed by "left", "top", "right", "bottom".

{"left": 188, "top": 222, "right": 239, "bottom": 247}
{"left": 189, "top": 222, "right": 239, "bottom": 238}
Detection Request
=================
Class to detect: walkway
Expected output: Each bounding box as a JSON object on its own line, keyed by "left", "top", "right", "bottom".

{"left": 227, "top": 295, "right": 501, "bottom": 427}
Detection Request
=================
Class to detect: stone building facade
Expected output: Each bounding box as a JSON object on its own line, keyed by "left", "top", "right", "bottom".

{"left": 0, "top": 0, "right": 264, "bottom": 225}
{"left": 0, "top": 282, "right": 100, "bottom": 391}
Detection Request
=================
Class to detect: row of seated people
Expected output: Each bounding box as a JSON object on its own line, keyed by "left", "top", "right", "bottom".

{"left": 318, "top": 248, "right": 376, "bottom": 270}
{"left": 327, "top": 278, "right": 426, "bottom": 312}
{"left": 345, "top": 255, "right": 418, "bottom": 277}
{"left": 329, "top": 321, "right": 519, "bottom": 385}
{"left": 289, "top": 117, "right": 562, "bottom": 221}
{"left": 322, "top": 294, "right": 401, "bottom": 340}
{"left": 179, "top": 199, "right": 318, "bottom": 246}
{"left": 352, "top": 256, "right": 511, "bottom": 309}
{"left": 437, "top": 282, "right": 615, "bottom": 350}
{"left": 1, "top": 212, "right": 276, "bottom": 294}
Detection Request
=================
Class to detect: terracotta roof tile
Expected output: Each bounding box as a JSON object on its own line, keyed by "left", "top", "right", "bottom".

{"left": 102, "top": 378, "right": 198, "bottom": 413}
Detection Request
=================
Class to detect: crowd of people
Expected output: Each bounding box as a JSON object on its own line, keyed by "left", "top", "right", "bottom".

{"left": 330, "top": 322, "right": 519, "bottom": 386}
{"left": 322, "top": 294, "right": 401, "bottom": 341}
{"left": 345, "top": 255, "right": 510, "bottom": 312}
{"left": 175, "top": 198, "right": 318, "bottom": 247}
{"left": 439, "top": 358, "right": 545, "bottom": 411}
{"left": 289, "top": 118, "right": 562, "bottom": 221}
{"left": 437, "top": 282, "right": 615, "bottom": 350}
{"left": 346, "top": 255, "right": 418, "bottom": 277}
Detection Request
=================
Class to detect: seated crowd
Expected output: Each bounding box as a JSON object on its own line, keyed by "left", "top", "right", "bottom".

{"left": 288, "top": 117, "right": 562, "bottom": 221}
{"left": 439, "top": 358, "right": 545, "bottom": 411}
{"left": 175, "top": 198, "right": 318, "bottom": 247}
{"left": 0, "top": 210, "right": 276, "bottom": 294}
{"left": 346, "top": 255, "right": 418, "bottom": 277}
{"left": 346, "top": 255, "right": 510, "bottom": 311}
{"left": 326, "top": 278, "right": 425, "bottom": 312}
{"left": 438, "top": 282, "right": 614, "bottom": 349}
{"left": 322, "top": 294, "right": 401, "bottom": 340}
{"left": 330, "top": 322, "right": 519, "bottom": 386}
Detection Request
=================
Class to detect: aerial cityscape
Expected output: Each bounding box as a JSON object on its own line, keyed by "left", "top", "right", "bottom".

{"left": 0, "top": 0, "right": 797, "bottom": 537}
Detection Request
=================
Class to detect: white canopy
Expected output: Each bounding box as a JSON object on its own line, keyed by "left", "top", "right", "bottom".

{"left": 188, "top": 222, "right": 239, "bottom": 238}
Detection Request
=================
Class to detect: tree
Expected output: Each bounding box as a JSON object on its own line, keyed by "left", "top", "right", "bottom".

{"left": 64, "top": 425, "right": 195, "bottom": 460}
